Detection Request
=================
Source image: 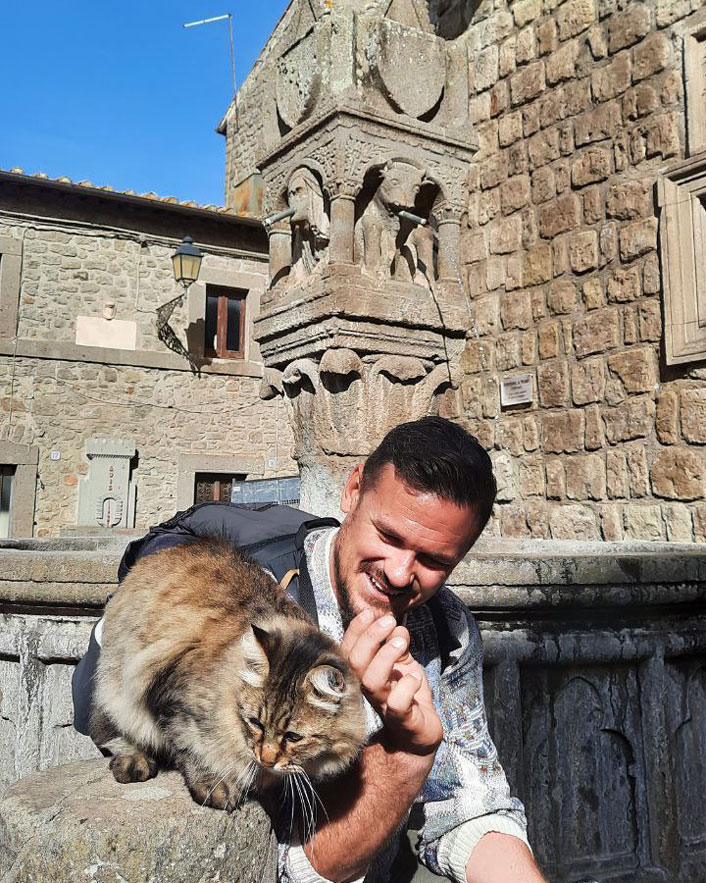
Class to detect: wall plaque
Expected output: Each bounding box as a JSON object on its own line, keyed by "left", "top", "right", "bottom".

{"left": 501, "top": 373, "right": 534, "bottom": 407}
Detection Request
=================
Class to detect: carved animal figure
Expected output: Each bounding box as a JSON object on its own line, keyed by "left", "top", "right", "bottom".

{"left": 355, "top": 159, "right": 435, "bottom": 284}
{"left": 91, "top": 539, "right": 366, "bottom": 813}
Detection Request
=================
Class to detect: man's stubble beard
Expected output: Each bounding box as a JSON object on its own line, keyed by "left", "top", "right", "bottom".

{"left": 332, "top": 524, "right": 358, "bottom": 628}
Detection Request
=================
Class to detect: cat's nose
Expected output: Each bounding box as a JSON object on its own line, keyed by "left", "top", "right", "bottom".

{"left": 259, "top": 743, "right": 279, "bottom": 767}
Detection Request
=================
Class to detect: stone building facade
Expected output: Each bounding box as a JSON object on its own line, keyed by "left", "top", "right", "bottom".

{"left": 0, "top": 171, "right": 296, "bottom": 537}
{"left": 222, "top": 0, "right": 706, "bottom": 543}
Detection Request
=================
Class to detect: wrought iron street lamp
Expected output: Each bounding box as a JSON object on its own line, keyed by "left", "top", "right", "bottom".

{"left": 171, "top": 236, "right": 203, "bottom": 289}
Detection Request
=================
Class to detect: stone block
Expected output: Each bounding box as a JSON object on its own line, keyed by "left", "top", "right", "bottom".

{"left": 507, "top": 253, "right": 523, "bottom": 290}
{"left": 661, "top": 69, "right": 682, "bottom": 105}
{"left": 681, "top": 390, "right": 706, "bottom": 444}
{"left": 519, "top": 457, "right": 546, "bottom": 496}
{"left": 582, "top": 278, "right": 604, "bottom": 310}
{"left": 546, "top": 459, "right": 566, "bottom": 498}
{"left": 501, "top": 175, "right": 531, "bottom": 214}
{"left": 642, "top": 253, "right": 660, "bottom": 295}
{"left": 574, "top": 102, "right": 622, "bottom": 145}
{"left": 486, "top": 256, "right": 507, "bottom": 291}
{"left": 651, "top": 447, "right": 705, "bottom": 499}
{"left": 623, "top": 306, "right": 638, "bottom": 345}
{"left": 632, "top": 32, "right": 671, "bottom": 81}
{"left": 638, "top": 299, "right": 661, "bottom": 341}
{"left": 547, "top": 280, "right": 578, "bottom": 315}
{"left": 600, "top": 504, "right": 624, "bottom": 540}
{"left": 557, "top": 0, "right": 598, "bottom": 39}
{"left": 569, "top": 230, "right": 599, "bottom": 273}
{"left": 490, "top": 215, "right": 523, "bottom": 253}
{"left": 510, "top": 61, "right": 546, "bottom": 105}
{"left": 542, "top": 409, "right": 585, "bottom": 453}
{"left": 626, "top": 444, "right": 650, "bottom": 496}
{"left": 496, "top": 418, "right": 525, "bottom": 456}
{"left": 546, "top": 40, "right": 578, "bottom": 84}
{"left": 499, "top": 112, "right": 523, "bottom": 147}
{"left": 624, "top": 504, "right": 664, "bottom": 540}
{"left": 532, "top": 167, "right": 556, "bottom": 204}
{"left": 539, "top": 194, "right": 581, "bottom": 238}
{"left": 603, "top": 398, "right": 655, "bottom": 444}
{"left": 623, "top": 84, "right": 660, "bottom": 120}
{"left": 607, "top": 449, "right": 629, "bottom": 498}
{"left": 583, "top": 187, "right": 603, "bottom": 225}
{"left": 516, "top": 26, "right": 538, "bottom": 64}
{"left": 491, "top": 449, "right": 517, "bottom": 502}
{"left": 476, "top": 45, "right": 500, "bottom": 92}
{"left": 537, "top": 17, "right": 558, "bottom": 54}
{"left": 513, "top": 0, "right": 542, "bottom": 27}
{"left": 644, "top": 113, "right": 680, "bottom": 159}
{"left": 490, "top": 81, "right": 510, "bottom": 117}
{"left": 573, "top": 307, "right": 620, "bottom": 357}
{"left": 607, "top": 267, "right": 642, "bottom": 303}
{"left": 694, "top": 505, "right": 706, "bottom": 542}
{"left": 571, "top": 147, "right": 612, "bottom": 187}
{"left": 587, "top": 24, "right": 608, "bottom": 58}
{"left": 607, "top": 347, "right": 657, "bottom": 394}
{"left": 501, "top": 290, "right": 533, "bottom": 330}
{"left": 522, "top": 329, "right": 537, "bottom": 363}
{"left": 508, "top": 142, "right": 530, "bottom": 175}
{"left": 592, "top": 54, "right": 632, "bottom": 103}
{"left": 663, "top": 503, "right": 693, "bottom": 542}
{"left": 538, "top": 361, "right": 570, "bottom": 407}
{"left": 500, "top": 505, "right": 531, "bottom": 537}
{"left": 565, "top": 453, "right": 606, "bottom": 499}
{"left": 474, "top": 294, "right": 502, "bottom": 336}
{"left": 607, "top": 4, "right": 651, "bottom": 53}
{"left": 599, "top": 222, "right": 619, "bottom": 264}
{"left": 0, "top": 762, "right": 277, "bottom": 883}
{"left": 528, "top": 129, "right": 561, "bottom": 169}
{"left": 656, "top": 390, "right": 678, "bottom": 444}
{"left": 497, "top": 332, "right": 522, "bottom": 370}
{"left": 538, "top": 320, "right": 561, "bottom": 359}
{"left": 605, "top": 181, "right": 651, "bottom": 220}
{"left": 464, "top": 230, "right": 488, "bottom": 264}
{"left": 549, "top": 503, "right": 599, "bottom": 539}
{"left": 481, "top": 153, "right": 508, "bottom": 190}
{"left": 523, "top": 245, "right": 553, "bottom": 286}
{"left": 619, "top": 218, "right": 658, "bottom": 262}
{"left": 585, "top": 403, "right": 605, "bottom": 449}
{"left": 523, "top": 415, "right": 541, "bottom": 450}
{"left": 571, "top": 357, "right": 606, "bottom": 405}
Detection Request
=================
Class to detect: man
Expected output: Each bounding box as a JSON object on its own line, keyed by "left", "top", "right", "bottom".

{"left": 275, "top": 416, "right": 547, "bottom": 883}
{"left": 73, "top": 417, "right": 547, "bottom": 883}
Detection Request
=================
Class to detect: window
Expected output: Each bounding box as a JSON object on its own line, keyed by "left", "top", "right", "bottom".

{"left": 194, "top": 472, "right": 246, "bottom": 503}
{"left": 232, "top": 477, "right": 301, "bottom": 508}
{"left": 0, "top": 466, "right": 15, "bottom": 539}
{"left": 205, "top": 285, "right": 247, "bottom": 359}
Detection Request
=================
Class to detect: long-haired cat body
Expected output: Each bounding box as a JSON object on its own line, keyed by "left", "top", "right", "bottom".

{"left": 91, "top": 538, "right": 366, "bottom": 815}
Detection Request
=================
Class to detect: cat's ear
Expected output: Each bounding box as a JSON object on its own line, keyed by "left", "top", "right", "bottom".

{"left": 251, "top": 623, "right": 278, "bottom": 660}
{"left": 238, "top": 626, "right": 271, "bottom": 687}
{"left": 307, "top": 664, "right": 347, "bottom": 712}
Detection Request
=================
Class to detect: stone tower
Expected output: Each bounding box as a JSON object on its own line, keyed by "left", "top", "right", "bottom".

{"left": 225, "top": 0, "right": 479, "bottom": 513}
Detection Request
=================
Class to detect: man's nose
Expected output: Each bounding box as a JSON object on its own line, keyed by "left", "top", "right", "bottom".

{"left": 386, "top": 551, "right": 415, "bottom": 588}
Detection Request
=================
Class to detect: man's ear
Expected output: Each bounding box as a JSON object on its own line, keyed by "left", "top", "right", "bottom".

{"left": 340, "top": 463, "right": 364, "bottom": 515}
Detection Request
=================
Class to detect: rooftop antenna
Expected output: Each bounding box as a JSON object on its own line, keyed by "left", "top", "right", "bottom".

{"left": 183, "top": 13, "right": 236, "bottom": 97}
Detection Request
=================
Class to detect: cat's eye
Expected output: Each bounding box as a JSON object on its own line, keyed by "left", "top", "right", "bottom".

{"left": 248, "top": 717, "right": 264, "bottom": 730}
{"left": 285, "top": 731, "right": 303, "bottom": 742}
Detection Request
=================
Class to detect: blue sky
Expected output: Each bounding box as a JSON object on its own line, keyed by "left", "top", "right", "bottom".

{"left": 1, "top": 1, "right": 289, "bottom": 205}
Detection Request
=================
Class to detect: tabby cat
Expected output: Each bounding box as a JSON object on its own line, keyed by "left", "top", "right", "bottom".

{"left": 91, "top": 539, "right": 366, "bottom": 813}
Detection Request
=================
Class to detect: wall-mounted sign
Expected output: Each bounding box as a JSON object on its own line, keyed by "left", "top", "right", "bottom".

{"left": 500, "top": 373, "right": 534, "bottom": 407}
{"left": 50, "top": 450, "right": 61, "bottom": 461}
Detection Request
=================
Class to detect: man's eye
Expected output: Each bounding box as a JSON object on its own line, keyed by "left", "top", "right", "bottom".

{"left": 248, "top": 717, "right": 264, "bottom": 730}
{"left": 285, "top": 732, "right": 303, "bottom": 742}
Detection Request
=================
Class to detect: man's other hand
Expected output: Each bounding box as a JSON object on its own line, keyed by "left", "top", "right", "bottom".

{"left": 341, "top": 609, "right": 443, "bottom": 756}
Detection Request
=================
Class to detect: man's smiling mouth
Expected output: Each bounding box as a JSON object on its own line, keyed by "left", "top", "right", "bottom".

{"left": 366, "top": 572, "right": 406, "bottom": 598}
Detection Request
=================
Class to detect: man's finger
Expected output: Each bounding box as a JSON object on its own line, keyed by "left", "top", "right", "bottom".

{"left": 346, "top": 616, "right": 401, "bottom": 676}
{"left": 384, "top": 672, "right": 423, "bottom": 719}
{"left": 359, "top": 627, "right": 410, "bottom": 697}
{"left": 340, "top": 609, "right": 375, "bottom": 655}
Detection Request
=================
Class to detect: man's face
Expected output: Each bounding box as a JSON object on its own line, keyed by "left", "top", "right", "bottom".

{"left": 331, "top": 463, "right": 483, "bottom": 622}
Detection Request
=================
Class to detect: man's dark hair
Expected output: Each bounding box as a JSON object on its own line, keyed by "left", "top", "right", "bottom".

{"left": 361, "top": 416, "right": 497, "bottom": 529}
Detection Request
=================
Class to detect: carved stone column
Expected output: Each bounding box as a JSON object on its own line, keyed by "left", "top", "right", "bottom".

{"left": 266, "top": 220, "right": 292, "bottom": 288}
{"left": 435, "top": 208, "right": 464, "bottom": 283}
{"left": 327, "top": 187, "right": 357, "bottom": 264}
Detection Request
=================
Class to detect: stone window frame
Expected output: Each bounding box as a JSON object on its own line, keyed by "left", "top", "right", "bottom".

{"left": 188, "top": 267, "right": 265, "bottom": 363}
{"left": 658, "top": 155, "right": 706, "bottom": 365}
{"left": 176, "top": 453, "right": 264, "bottom": 510}
{"left": 0, "top": 441, "right": 38, "bottom": 537}
{"left": 0, "top": 235, "right": 23, "bottom": 340}
{"left": 683, "top": 13, "right": 706, "bottom": 156}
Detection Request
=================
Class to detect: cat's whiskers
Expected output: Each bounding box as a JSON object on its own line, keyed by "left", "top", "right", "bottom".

{"left": 235, "top": 759, "right": 258, "bottom": 806}
{"left": 297, "top": 766, "right": 330, "bottom": 825}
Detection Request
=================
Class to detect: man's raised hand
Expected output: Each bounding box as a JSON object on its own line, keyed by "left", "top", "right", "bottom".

{"left": 341, "top": 609, "right": 443, "bottom": 756}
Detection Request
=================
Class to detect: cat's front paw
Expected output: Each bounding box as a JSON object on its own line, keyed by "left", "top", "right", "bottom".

{"left": 109, "top": 750, "right": 158, "bottom": 784}
{"left": 186, "top": 775, "right": 247, "bottom": 812}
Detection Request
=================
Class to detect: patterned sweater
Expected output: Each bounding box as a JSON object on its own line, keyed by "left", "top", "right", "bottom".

{"left": 279, "top": 528, "right": 529, "bottom": 883}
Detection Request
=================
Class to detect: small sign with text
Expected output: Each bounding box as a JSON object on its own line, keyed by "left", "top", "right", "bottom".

{"left": 500, "top": 373, "right": 534, "bottom": 407}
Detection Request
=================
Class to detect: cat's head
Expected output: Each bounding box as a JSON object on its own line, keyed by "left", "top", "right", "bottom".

{"left": 229, "top": 620, "right": 366, "bottom": 782}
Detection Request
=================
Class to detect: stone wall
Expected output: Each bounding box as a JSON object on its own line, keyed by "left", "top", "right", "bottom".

{"left": 0, "top": 182, "right": 296, "bottom": 536}
{"left": 457, "top": 0, "right": 706, "bottom": 542}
